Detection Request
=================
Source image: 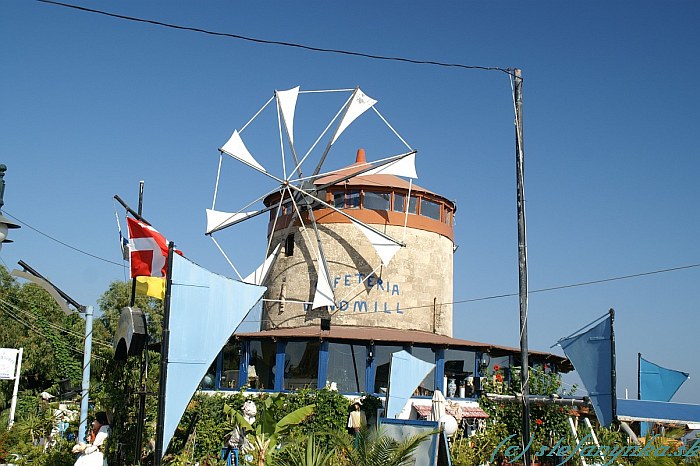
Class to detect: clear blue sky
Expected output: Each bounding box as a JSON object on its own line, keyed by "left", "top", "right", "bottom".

{"left": 1, "top": 1, "right": 698, "bottom": 403}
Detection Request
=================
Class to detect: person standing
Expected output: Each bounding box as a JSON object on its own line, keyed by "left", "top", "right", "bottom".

{"left": 347, "top": 400, "right": 367, "bottom": 442}
{"left": 73, "top": 412, "right": 110, "bottom": 466}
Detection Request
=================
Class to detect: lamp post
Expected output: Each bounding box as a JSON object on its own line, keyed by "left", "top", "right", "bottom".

{"left": 0, "top": 164, "right": 21, "bottom": 247}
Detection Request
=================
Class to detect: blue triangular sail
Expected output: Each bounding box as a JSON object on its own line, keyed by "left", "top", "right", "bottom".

{"left": 638, "top": 356, "right": 689, "bottom": 436}
{"left": 162, "top": 253, "right": 266, "bottom": 457}
{"left": 640, "top": 356, "right": 689, "bottom": 402}
{"left": 385, "top": 350, "right": 435, "bottom": 419}
{"left": 558, "top": 315, "right": 615, "bottom": 427}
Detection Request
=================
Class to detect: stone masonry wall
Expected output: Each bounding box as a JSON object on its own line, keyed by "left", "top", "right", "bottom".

{"left": 262, "top": 222, "right": 453, "bottom": 337}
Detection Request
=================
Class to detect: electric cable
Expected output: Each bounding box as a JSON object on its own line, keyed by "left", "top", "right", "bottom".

{"left": 0, "top": 302, "right": 109, "bottom": 360}
{"left": 34, "top": 0, "right": 514, "bottom": 77}
{"left": 0, "top": 296, "right": 113, "bottom": 349}
{"left": 3, "top": 211, "right": 123, "bottom": 267}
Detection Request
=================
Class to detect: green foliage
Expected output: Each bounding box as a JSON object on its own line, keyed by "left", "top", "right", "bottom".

{"left": 166, "top": 393, "right": 234, "bottom": 463}
{"left": 282, "top": 387, "right": 352, "bottom": 435}
{"left": 449, "top": 424, "right": 510, "bottom": 466}
{"left": 277, "top": 434, "right": 339, "bottom": 466}
{"left": 227, "top": 395, "right": 315, "bottom": 466}
{"left": 358, "top": 393, "right": 382, "bottom": 423}
{"left": 18, "top": 442, "right": 75, "bottom": 466}
{"left": 459, "top": 365, "right": 577, "bottom": 465}
{"left": 0, "top": 266, "right": 94, "bottom": 399}
{"left": 91, "top": 280, "right": 163, "bottom": 465}
{"left": 337, "top": 427, "right": 432, "bottom": 466}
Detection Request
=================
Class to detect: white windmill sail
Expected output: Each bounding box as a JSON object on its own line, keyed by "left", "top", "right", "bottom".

{"left": 352, "top": 220, "right": 402, "bottom": 266}
{"left": 206, "top": 208, "right": 261, "bottom": 234}
{"left": 243, "top": 244, "right": 281, "bottom": 285}
{"left": 220, "top": 130, "right": 267, "bottom": 173}
{"left": 364, "top": 152, "right": 418, "bottom": 179}
{"left": 276, "top": 86, "right": 300, "bottom": 146}
{"left": 312, "top": 257, "right": 335, "bottom": 310}
{"left": 331, "top": 89, "right": 377, "bottom": 145}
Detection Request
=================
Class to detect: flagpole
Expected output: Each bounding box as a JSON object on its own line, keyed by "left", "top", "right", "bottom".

{"left": 133, "top": 181, "right": 147, "bottom": 465}
{"left": 637, "top": 352, "right": 641, "bottom": 401}
{"left": 513, "top": 68, "right": 531, "bottom": 466}
{"left": 154, "top": 242, "right": 175, "bottom": 466}
{"left": 130, "top": 181, "right": 145, "bottom": 308}
{"left": 610, "top": 308, "right": 617, "bottom": 424}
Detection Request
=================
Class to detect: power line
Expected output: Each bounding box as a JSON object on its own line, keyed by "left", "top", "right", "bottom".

{"left": 239, "top": 260, "right": 700, "bottom": 326}
{"left": 0, "top": 302, "right": 109, "bottom": 360}
{"left": 0, "top": 296, "right": 113, "bottom": 349}
{"left": 422, "top": 262, "right": 700, "bottom": 311}
{"left": 35, "top": 0, "right": 514, "bottom": 77}
{"left": 4, "top": 211, "right": 124, "bottom": 267}
{"left": 5, "top": 205, "right": 698, "bottom": 312}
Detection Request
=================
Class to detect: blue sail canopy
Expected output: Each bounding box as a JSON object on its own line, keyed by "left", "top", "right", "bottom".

{"left": 640, "top": 356, "right": 689, "bottom": 402}
{"left": 557, "top": 315, "right": 614, "bottom": 427}
{"left": 162, "top": 253, "right": 266, "bottom": 457}
{"left": 385, "top": 350, "right": 435, "bottom": 419}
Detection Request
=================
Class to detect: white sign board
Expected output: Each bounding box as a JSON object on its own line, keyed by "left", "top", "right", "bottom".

{"left": 0, "top": 348, "right": 20, "bottom": 380}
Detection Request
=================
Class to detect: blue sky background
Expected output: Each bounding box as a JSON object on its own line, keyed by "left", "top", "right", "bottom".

{"left": 1, "top": 1, "right": 698, "bottom": 403}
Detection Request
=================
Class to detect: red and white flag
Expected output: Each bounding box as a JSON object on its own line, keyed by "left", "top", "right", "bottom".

{"left": 127, "top": 217, "right": 171, "bottom": 278}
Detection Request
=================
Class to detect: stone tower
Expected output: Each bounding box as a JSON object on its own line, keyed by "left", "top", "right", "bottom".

{"left": 262, "top": 149, "right": 456, "bottom": 337}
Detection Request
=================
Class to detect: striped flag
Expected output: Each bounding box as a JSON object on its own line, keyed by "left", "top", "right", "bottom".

{"left": 127, "top": 218, "right": 181, "bottom": 300}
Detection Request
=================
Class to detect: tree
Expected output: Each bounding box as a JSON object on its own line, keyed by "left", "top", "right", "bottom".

{"left": 94, "top": 280, "right": 163, "bottom": 464}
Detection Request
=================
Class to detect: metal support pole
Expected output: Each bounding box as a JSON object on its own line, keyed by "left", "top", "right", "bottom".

{"left": 637, "top": 352, "right": 641, "bottom": 400}
{"left": 154, "top": 243, "right": 175, "bottom": 466}
{"left": 79, "top": 306, "right": 94, "bottom": 442}
{"left": 133, "top": 181, "right": 147, "bottom": 465}
{"left": 610, "top": 308, "right": 617, "bottom": 423}
{"left": 513, "top": 68, "right": 531, "bottom": 465}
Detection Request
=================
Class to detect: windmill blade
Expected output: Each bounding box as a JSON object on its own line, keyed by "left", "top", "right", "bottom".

{"left": 352, "top": 221, "right": 402, "bottom": 266}
{"left": 243, "top": 243, "right": 281, "bottom": 285}
{"left": 312, "top": 253, "right": 336, "bottom": 310}
{"left": 311, "top": 88, "right": 377, "bottom": 177}
{"left": 285, "top": 186, "right": 337, "bottom": 311}
{"left": 206, "top": 183, "right": 288, "bottom": 235}
{"left": 220, "top": 130, "right": 268, "bottom": 174}
{"left": 331, "top": 88, "right": 377, "bottom": 145}
{"left": 305, "top": 200, "right": 338, "bottom": 309}
{"left": 277, "top": 87, "right": 304, "bottom": 180}
{"left": 276, "top": 86, "right": 300, "bottom": 147}
{"left": 206, "top": 208, "right": 264, "bottom": 235}
{"left": 298, "top": 151, "right": 417, "bottom": 189}
{"left": 364, "top": 151, "right": 417, "bottom": 179}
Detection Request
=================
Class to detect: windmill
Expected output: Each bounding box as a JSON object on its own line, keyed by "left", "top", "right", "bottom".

{"left": 206, "top": 86, "right": 453, "bottom": 335}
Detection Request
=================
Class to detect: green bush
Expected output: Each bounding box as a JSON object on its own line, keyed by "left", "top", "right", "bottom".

{"left": 283, "top": 387, "right": 351, "bottom": 436}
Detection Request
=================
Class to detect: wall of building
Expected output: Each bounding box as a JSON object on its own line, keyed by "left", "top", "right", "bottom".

{"left": 262, "top": 222, "right": 454, "bottom": 336}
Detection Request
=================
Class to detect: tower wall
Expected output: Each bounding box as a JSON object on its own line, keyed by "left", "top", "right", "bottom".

{"left": 263, "top": 222, "right": 453, "bottom": 337}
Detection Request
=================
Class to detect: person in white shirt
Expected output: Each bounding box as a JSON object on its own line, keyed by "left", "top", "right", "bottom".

{"left": 347, "top": 400, "right": 367, "bottom": 440}
{"left": 73, "top": 411, "right": 110, "bottom": 466}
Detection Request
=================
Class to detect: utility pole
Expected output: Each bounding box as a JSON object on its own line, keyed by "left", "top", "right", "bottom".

{"left": 12, "top": 261, "right": 93, "bottom": 442}
{"left": 513, "top": 68, "right": 531, "bottom": 465}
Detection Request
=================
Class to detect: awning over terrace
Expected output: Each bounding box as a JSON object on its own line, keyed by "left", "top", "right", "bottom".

{"left": 617, "top": 399, "right": 700, "bottom": 425}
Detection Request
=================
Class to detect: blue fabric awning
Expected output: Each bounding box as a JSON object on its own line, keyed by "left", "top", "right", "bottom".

{"left": 617, "top": 399, "right": 700, "bottom": 425}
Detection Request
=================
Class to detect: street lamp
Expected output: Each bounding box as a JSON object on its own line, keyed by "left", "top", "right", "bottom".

{"left": 0, "top": 164, "right": 21, "bottom": 246}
